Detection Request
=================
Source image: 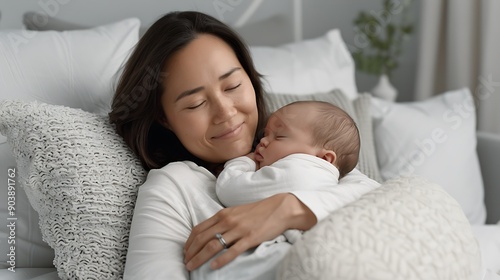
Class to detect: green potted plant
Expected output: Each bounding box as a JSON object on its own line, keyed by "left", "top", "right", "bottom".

{"left": 351, "top": 0, "right": 414, "bottom": 101}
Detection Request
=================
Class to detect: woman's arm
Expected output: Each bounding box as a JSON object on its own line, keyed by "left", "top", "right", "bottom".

{"left": 291, "top": 168, "right": 380, "bottom": 222}
{"left": 184, "top": 167, "right": 379, "bottom": 271}
{"left": 183, "top": 193, "right": 314, "bottom": 271}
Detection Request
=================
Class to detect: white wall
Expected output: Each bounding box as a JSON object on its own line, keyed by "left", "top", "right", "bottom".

{"left": 300, "top": 1, "right": 420, "bottom": 102}
{"left": 0, "top": 0, "right": 420, "bottom": 101}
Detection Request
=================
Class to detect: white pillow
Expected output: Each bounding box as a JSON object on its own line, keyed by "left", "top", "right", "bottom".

{"left": 0, "top": 100, "right": 146, "bottom": 279}
{"left": 0, "top": 17, "right": 139, "bottom": 114}
{"left": 0, "top": 18, "right": 140, "bottom": 269}
{"left": 371, "top": 88, "right": 486, "bottom": 225}
{"left": 23, "top": 11, "right": 150, "bottom": 38}
{"left": 250, "top": 29, "right": 358, "bottom": 100}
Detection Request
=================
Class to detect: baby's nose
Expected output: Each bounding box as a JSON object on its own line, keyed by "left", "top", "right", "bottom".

{"left": 259, "top": 137, "right": 269, "bottom": 147}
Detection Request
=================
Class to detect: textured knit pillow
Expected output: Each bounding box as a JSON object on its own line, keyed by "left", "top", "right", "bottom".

{"left": 265, "top": 90, "right": 381, "bottom": 182}
{"left": 0, "top": 100, "right": 146, "bottom": 280}
{"left": 0, "top": 18, "right": 140, "bottom": 270}
{"left": 277, "top": 177, "right": 482, "bottom": 280}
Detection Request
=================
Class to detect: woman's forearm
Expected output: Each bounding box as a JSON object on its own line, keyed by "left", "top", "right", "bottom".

{"left": 280, "top": 193, "right": 318, "bottom": 231}
{"left": 290, "top": 168, "right": 380, "bottom": 222}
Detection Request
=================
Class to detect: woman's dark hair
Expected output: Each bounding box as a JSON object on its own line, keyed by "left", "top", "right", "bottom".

{"left": 109, "top": 11, "right": 268, "bottom": 172}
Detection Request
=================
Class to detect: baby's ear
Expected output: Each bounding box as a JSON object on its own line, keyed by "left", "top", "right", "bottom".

{"left": 320, "top": 149, "right": 336, "bottom": 164}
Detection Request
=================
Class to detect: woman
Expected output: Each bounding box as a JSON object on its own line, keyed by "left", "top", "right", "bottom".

{"left": 109, "top": 11, "right": 379, "bottom": 279}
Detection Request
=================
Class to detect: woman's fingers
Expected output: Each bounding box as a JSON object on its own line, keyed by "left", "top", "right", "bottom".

{"left": 184, "top": 225, "right": 225, "bottom": 264}
{"left": 184, "top": 214, "right": 219, "bottom": 253}
{"left": 184, "top": 208, "right": 238, "bottom": 266}
{"left": 209, "top": 236, "right": 251, "bottom": 269}
{"left": 185, "top": 236, "right": 229, "bottom": 271}
{"left": 185, "top": 225, "right": 249, "bottom": 271}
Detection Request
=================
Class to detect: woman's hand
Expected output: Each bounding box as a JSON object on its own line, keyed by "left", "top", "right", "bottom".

{"left": 183, "top": 193, "right": 316, "bottom": 271}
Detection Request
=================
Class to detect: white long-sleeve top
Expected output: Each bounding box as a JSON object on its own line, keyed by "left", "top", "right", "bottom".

{"left": 123, "top": 160, "right": 380, "bottom": 280}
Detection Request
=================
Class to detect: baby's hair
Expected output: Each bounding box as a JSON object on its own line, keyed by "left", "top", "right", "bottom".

{"left": 285, "top": 101, "right": 360, "bottom": 178}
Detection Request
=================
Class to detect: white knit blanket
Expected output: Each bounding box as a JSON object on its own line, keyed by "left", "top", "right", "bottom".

{"left": 277, "top": 176, "right": 482, "bottom": 280}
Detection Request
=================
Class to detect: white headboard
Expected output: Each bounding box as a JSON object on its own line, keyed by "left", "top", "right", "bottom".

{"left": 233, "top": 0, "right": 302, "bottom": 42}
{"left": 3, "top": 0, "right": 301, "bottom": 46}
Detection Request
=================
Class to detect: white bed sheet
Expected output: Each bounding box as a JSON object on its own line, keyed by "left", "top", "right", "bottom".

{"left": 471, "top": 224, "right": 500, "bottom": 278}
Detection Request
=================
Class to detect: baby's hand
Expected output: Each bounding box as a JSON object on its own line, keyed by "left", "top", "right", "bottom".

{"left": 245, "top": 152, "right": 256, "bottom": 162}
{"left": 245, "top": 153, "right": 260, "bottom": 170}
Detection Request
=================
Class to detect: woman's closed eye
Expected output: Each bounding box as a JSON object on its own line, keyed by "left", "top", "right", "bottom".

{"left": 226, "top": 83, "right": 241, "bottom": 91}
{"left": 186, "top": 101, "right": 206, "bottom": 110}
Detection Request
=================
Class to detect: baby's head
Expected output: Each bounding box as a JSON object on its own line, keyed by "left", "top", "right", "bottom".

{"left": 254, "top": 101, "right": 360, "bottom": 177}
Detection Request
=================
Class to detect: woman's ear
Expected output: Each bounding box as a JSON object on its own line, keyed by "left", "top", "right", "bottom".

{"left": 319, "top": 149, "right": 336, "bottom": 164}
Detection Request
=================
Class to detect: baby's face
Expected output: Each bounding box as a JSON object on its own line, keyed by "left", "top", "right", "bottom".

{"left": 254, "top": 104, "right": 321, "bottom": 167}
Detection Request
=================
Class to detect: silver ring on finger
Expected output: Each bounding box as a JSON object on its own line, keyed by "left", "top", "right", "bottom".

{"left": 215, "top": 233, "right": 228, "bottom": 249}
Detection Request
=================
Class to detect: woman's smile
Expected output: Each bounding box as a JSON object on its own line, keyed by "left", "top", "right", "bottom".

{"left": 212, "top": 123, "right": 244, "bottom": 140}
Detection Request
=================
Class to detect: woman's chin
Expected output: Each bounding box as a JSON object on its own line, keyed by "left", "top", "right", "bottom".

{"left": 221, "top": 145, "right": 252, "bottom": 161}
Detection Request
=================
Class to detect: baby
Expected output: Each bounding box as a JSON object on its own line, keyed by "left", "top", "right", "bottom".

{"left": 216, "top": 100, "right": 360, "bottom": 243}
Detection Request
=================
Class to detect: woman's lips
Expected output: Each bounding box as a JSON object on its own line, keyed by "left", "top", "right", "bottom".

{"left": 212, "top": 123, "right": 243, "bottom": 139}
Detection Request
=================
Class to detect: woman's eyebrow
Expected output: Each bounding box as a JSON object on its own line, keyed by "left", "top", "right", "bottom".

{"left": 175, "top": 86, "right": 204, "bottom": 102}
{"left": 175, "top": 67, "right": 242, "bottom": 102}
{"left": 219, "top": 67, "right": 241, "bottom": 80}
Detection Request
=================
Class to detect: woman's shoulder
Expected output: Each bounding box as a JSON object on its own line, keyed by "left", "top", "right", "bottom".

{"left": 135, "top": 161, "right": 218, "bottom": 211}
{"left": 151, "top": 161, "right": 215, "bottom": 178}
{"left": 143, "top": 161, "right": 216, "bottom": 193}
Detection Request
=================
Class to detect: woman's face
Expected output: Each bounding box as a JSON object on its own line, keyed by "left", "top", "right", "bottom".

{"left": 161, "top": 34, "right": 258, "bottom": 163}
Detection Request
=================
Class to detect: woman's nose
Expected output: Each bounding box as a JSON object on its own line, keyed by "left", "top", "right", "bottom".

{"left": 212, "top": 94, "right": 237, "bottom": 124}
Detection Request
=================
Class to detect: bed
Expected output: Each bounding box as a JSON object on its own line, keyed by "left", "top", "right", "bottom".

{"left": 1, "top": 3, "right": 500, "bottom": 280}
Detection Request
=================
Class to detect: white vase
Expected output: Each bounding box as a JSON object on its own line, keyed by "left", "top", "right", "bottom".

{"left": 371, "top": 74, "right": 398, "bottom": 102}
